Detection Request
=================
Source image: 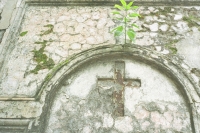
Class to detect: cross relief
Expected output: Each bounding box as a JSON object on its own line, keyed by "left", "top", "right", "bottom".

{"left": 97, "top": 61, "right": 141, "bottom": 117}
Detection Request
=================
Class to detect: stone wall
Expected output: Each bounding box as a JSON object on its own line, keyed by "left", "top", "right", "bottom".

{"left": 0, "top": 0, "right": 200, "bottom": 133}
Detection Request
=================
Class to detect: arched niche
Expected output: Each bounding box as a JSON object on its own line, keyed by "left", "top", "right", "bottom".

{"left": 37, "top": 45, "right": 200, "bottom": 133}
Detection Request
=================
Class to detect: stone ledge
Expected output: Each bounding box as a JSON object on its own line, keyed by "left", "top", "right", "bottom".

{"left": 25, "top": 0, "right": 200, "bottom": 6}
{"left": 0, "top": 119, "right": 33, "bottom": 133}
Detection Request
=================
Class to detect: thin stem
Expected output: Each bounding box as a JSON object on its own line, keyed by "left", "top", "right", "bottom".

{"left": 125, "top": 10, "right": 127, "bottom": 44}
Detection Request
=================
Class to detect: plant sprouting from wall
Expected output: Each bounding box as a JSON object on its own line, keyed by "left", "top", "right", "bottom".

{"left": 111, "top": 0, "right": 140, "bottom": 44}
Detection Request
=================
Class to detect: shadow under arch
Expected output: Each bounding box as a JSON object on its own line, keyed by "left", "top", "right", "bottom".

{"left": 36, "top": 44, "right": 199, "bottom": 133}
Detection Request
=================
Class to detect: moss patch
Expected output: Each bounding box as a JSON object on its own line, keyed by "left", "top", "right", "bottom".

{"left": 183, "top": 16, "right": 200, "bottom": 28}
{"left": 165, "top": 39, "right": 179, "bottom": 54}
{"left": 44, "top": 59, "right": 69, "bottom": 82}
{"left": 40, "top": 24, "right": 54, "bottom": 36}
{"left": 30, "top": 40, "right": 55, "bottom": 74}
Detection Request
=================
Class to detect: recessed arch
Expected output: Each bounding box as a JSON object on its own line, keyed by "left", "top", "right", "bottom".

{"left": 36, "top": 45, "right": 200, "bottom": 133}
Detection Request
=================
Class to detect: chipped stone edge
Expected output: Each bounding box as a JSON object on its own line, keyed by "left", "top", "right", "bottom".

{"left": 0, "top": 0, "right": 27, "bottom": 80}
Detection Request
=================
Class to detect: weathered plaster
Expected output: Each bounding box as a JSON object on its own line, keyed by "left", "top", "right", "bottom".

{"left": 0, "top": 0, "right": 200, "bottom": 132}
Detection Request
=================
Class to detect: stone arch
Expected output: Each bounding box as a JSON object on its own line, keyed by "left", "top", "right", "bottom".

{"left": 37, "top": 45, "right": 200, "bottom": 133}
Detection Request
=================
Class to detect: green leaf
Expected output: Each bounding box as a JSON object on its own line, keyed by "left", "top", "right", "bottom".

{"left": 127, "top": 29, "right": 135, "bottom": 41}
{"left": 114, "top": 4, "right": 124, "bottom": 10}
{"left": 132, "top": 6, "right": 138, "bottom": 9}
{"left": 129, "top": 13, "right": 141, "bottom": 17}
{"left": 131, "top": 23, "right": 139, "bottom": 28}
{"left": 20, "top": 31, "right": 28, "bottom": 36}
{"left": 111, "top": 26, "right": 123, "bottom": 33}
{"left": 112, "top": 11, "right": 122, "bottom": 16}
{"left": 120, "top": 0, "right": 127, "bottom": 8}
{"left": 114, "top": 30, "right": 123, "bottom": 37}
{"left": 124, "top": 17, "right": 130, "bottom": 22}
{"left": 111, "top": 26, "right": 123, "bottom": 37}
{"left": 115, "top": 17, "right": 123, "bottom": 21}
{"left": 127, "top": 2, "right": 133, "bottom": 9}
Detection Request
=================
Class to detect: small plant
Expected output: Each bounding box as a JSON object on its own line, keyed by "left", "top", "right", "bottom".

{"left": 111, "top": 0, "right": 140, "bottom": 44}
{"left": 20, "top": 31, "right": 28, "bottom": 36}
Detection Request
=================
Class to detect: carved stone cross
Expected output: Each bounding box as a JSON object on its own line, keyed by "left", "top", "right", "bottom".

{"left": 97, "top": 61, "right": 141, "bottom": 117}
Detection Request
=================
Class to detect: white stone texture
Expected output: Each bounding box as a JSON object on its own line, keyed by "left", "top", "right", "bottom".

{"left": 114, "top": 117, "right": 133, "bottom": 133}
{"left": 94, "top": 35, "right": 104, "bottom": 44}
{"left": 57, "top": 15, "right": 71, "bottom": 22}
{"left": 159, "top": 24, "right": 169, "bottom": 31}
{"left": 82, "top": 12, "right": 91, "bottom": 19}
{"left": 134, "top": 106, "right": 150, "bottom": 119}
{"left": 82, "top": 44, "right": 92, "bottom": 50}
{"left": 70, "top": 43, "right": 82, "bottom": 50}
{"left": 54, "top": 23, "right": 67, "bottom": 35}
{"left": 91, "top": 11, "right": 100, "bottom": 20}
{"left": 86, "top": 36, "right": 97, "bottom": 45}
{"left": 176, "top": 31, "right": 200, "bottom": 69}
{"left": 106, "top": 19, "right": 115, "bottom": 27}
{"left": 97, "top": 18, "right": 107, "bottom": 29}
{"left": 51, "top": 53, "right": 61, "bottom": 64}
{"left": 45, "top": 42, "right": 59, "bottom": 53}
{"left": 141, "top": 121, "right": 151, "bottom": 130}
{"left": 95, "top": 122, "right": 101, "bottom": 129}
{"left": 67, "top": 61, "right": 113, "bottom": 98}
{"left": 103, "top": 113, "right": 114, "bottom": 128}
{"left": 85, "top": 19, "right": 97, "bottom": 27}
{"left": 75, "top": 23, "right": 86, "bottom": 33}
{"left": 88, "top": 27, "right": 98, "bottom": 36}
{"left": 60, "top": 34, "right": 71, "bottom": 42}
{"left": 55, "top": 47, "right": 68, "bottom": 57}
{"left": 174, "top": 14, "right": 183, "bottom": 20}
{"left": 144, "top": 16, "right": 154, "bottom": 23}
{"left": 148, "top": 7, "right": 155, "bottom": 12}
{"left": 82, "top": 126, "right": 92, "bottom": 133}
{"left": 151, "top": 111, "right": 170, "bottom": 128}
{"left": 149, "top": 23, "right": 159, "bottom": 32}
{"left": 135, "top": 34, "right": 154, "bottom": 46}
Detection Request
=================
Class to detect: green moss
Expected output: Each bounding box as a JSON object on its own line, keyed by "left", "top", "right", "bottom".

{"left": 148, "top": 7, "right": 171, "bottom": 17}
{"left": 30, "top": 40, "right": 55, "bottom": 74}
{"left": 183, "top": 16, "right": 200, "bottom": 28}
{"left": 40, "top": 24, "right": 54, "bottom": 36}
{"left": 44, "top": 59, "right": 70, "bottom": 82}
{"left": 20, "top": 31, "right": 28, "bottom": 36}
{"left": 163, "top": 7, "right": 171, "bottom": 12}
{"left": 168, "top": 47, "right": 177, "bottom": 54}
{"left": 35, "top": 40, "right": 48, "bottom": 45}
{"left": 165, "top": 39, "right": 179, "bottom": 54}
{"left": 138, "top": 14, "right": 145, "bottom": 20}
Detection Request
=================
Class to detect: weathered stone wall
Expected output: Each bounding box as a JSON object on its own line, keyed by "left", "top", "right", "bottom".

{"left": 1, "top": 4, "right": 200, "bottom": 97}
{"left": 46, "top": 58, "right": 192, "bottom": 133}
{"left": 0, "top": 0, "right": 200, "bottom": 132}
